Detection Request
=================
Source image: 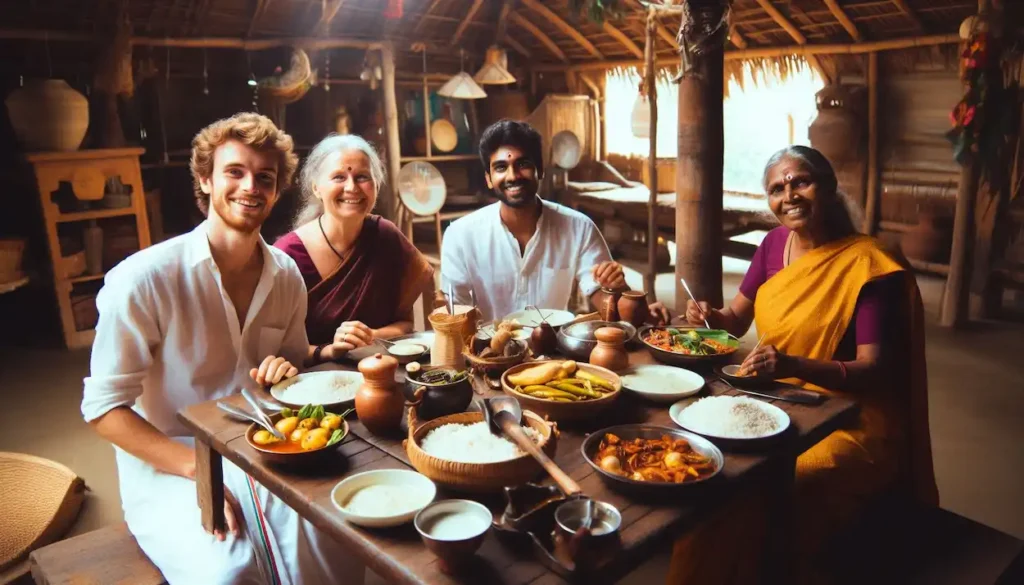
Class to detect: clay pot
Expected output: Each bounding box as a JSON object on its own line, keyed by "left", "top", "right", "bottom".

{"left": 589, "top": 327, "right": 629, "bottom": 372}
{"left": 900, "top": 212, "right": 952, "bottom": 264}
{"left": 5, "top": 79, "right": 89, "bottom": 151}
{"left": 597, "top": 288, "right": 621, "bottom": 322}
{"left": 808, "top": 84, "right": 861, "bottom": 163}
{"left": 405, "top": 367, "right": 473, "bottom": 421}
{"left": 617, "top": 291, "right": 649, "bottom": 328}
{"left": 355, "top": 353, "right": 404, "bottom": 436}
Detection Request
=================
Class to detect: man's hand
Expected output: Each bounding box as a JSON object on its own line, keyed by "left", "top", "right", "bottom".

{"left": 648, "top": 301, "right": 670, "bottom": 325}
{"left": 249, "top": 356, "right": 298, "bottom": 386}
{"left": 204, "top": 485, "right": 245, "bottom": 542}
{"left": 592, "top": 261, "right": 627, "bottom": 291}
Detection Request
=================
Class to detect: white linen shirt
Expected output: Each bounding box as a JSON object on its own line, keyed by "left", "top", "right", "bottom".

{"left": 81, "top": 220, "right": 309, "bottom": 438}
{"left": 440, "top": 199, "right": 612, "bottom": 322}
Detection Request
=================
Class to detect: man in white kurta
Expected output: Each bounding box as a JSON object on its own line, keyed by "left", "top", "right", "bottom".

{"left": 441, "top": 120, "right": 669, "bottom": 324}
{"left": 81, "top": 113, "right": 363, "bottom": 585}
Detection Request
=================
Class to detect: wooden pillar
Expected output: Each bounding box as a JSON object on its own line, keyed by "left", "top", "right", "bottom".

{"left": 380, "top": 42, "right": 401, "bottom": 221}
{"left": 863, "top": 51, "right": 879, "bottom": 235}
{"left": 675, "top": 2, "right": 727, "bottom": 309}
{"left": 644, "top": 6, "right": 658, "bottom": 299}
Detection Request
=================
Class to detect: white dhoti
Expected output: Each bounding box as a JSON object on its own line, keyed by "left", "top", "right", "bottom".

{"left": 117, "top": 440, "right": 365, "bottom": 585}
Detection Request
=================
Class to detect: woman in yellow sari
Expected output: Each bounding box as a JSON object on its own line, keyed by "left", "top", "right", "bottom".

{"left": 668, "top": 146, "right": 938, "bottom": 584}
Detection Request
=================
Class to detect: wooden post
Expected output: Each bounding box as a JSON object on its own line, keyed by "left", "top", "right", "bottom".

{"left": 380, "top": 42, "right": 401, "bottom": 220}
{"left": 863, "top": 51, "right": 879, "bottom": 234}
{"left": 644, "top": 7, "right": 658, "bottom": 299}
{"left": 675, "top": 1, "right": 727, "bottom": 309}
{"left": 422, "top": 77, "right": 433, "bottom": 159}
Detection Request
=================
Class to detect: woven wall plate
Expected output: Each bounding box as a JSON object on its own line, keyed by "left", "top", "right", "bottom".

{"left": 397, "top": 161, "right": 447, "bottom": 216}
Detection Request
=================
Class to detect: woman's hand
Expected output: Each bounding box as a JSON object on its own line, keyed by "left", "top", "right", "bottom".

{"left": 250, "top": 356, "right": 298, "bottom": 386}
{"left": 330, "top": 320, "right": 374, "bottom": 357}
{"left": 684, "top": 300, "right": 719, "bottom": 328}
{"left": 739, "top": 344, "right": 796, "bottom": 379}
{"left": 592, "top": 261, "right": 627, "bottom": 291}
{"left": 647, "top": 301, "right": 671, "bottom": 325}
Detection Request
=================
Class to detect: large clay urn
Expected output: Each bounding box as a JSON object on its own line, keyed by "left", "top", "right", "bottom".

{"left": 808, "top": 84, "right": 862, "bottom": 163}
{"left": 355, "top": 353, "right": 404, "bottom": 436}
{"left": 5, "top": 80, "right": 89, "bottom": 151}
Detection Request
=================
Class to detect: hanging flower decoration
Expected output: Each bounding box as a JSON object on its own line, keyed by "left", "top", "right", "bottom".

{"left": 946, "top": 31, "right": 989, "bottom": 164}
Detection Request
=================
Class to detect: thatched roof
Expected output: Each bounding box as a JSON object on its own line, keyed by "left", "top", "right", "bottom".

{"left": 0, "top": 0, "right": 976, "bottom": 73}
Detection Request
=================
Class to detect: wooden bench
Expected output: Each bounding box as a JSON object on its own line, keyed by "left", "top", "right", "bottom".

{"left": 29, "top": 522, "right": 166, "bottom": 585}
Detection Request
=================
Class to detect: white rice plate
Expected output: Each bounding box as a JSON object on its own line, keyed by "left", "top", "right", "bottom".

{"left": 671, "top": 395, "right": 789, "bottom": 439}
{"left": 420, "top": 421, "right": 543, "bottom": 464}
{"left": 271, "top": 371, "right": 363, "bottom": 407}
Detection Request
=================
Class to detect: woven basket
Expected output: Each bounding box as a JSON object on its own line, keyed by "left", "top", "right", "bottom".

{"left": 0, "top": 453, "right": 86, "bottom": 573}
{"left": 0, "top": 240, "right": 25, "bottom": 283}
{"left": 462, "top": 338, "right": 528, "bottom": 378}
{"left": 403, "top": 409, "right": 558, "bottom": 493}
{"left": 428, "top": 311, "right": 470, "bottom": 368}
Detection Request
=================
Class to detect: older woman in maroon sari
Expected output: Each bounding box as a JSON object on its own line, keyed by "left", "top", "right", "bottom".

{"left": 275, "top": 134, "right": 432, "bottom": 364}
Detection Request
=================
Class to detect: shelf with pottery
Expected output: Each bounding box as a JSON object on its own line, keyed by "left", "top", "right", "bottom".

{"left": 24, "top": 148, "right": 152, "bottom": 350}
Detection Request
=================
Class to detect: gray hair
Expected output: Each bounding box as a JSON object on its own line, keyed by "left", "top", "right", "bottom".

{"left": 292, "top": 133, "right": 387, "bottom": 229}
{"left": 762, "top": 145, "right": 862, "bottom": 236}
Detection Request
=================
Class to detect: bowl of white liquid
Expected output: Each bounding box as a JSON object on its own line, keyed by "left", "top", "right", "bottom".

{"left": 413, "top": 499, "right": 492, "bottom": 574}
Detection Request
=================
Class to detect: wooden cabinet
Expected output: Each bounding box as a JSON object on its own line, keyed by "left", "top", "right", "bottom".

{"left": 25, "top": 148, "right": 152, "bottom": 349}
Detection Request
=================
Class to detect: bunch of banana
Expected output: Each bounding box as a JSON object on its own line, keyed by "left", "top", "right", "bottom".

{"left": 509, "top": 361, "right": 617, "bottom": 402}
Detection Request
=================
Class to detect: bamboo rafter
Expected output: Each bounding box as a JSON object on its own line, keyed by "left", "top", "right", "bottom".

{"left": 247, "top": 0, "right": 271, "bottom": 37}
{"left": 0, "top": 29, "right": 383, "bottom": 50}
{"left": 414, "top": 0, "right": 445, "bottom": 34}
{"left": 509, "top": 11, "right": 568, "bottom": 63}
{"left": 729, "top": 26, "right": 748, "bottom": 49}
{"left": 505, "top": 35, "right": 532, "bottom": 58}
{"left": 602, "top": 21, "right": 644, "bottom": 58}
{"left": 451, "top": 0, "right": 484, "bottom": 45}
{"left": 890, "top": 0, "right": 924, "bottom": 32}
{"left": 521, "top": 0, "right": 603, "bottom": 59}
{"left": 754, "top": 0, "right": 807, "bottom": 44}
{"left": 822, "top": 0, "right": 862, "bottom": 41}
{"left": 314, "top": 0, "right": 346, "bottom": 36}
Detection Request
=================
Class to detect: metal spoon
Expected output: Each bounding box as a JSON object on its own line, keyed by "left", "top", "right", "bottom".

{"left": 240, "top": 388, "right": 285, "bottom": 439}
{"left": 716, "top": 375, "right": 822, "bottom": 405}
{"left": 679, "top": 277, "right": 710, "bottom": 330}
{"left": 217, "top": 402, "right": 281, "bottom": 434}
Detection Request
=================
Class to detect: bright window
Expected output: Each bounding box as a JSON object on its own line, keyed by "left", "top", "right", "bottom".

{"left": 605, "top": 62, "right": 824, "bottom": 194}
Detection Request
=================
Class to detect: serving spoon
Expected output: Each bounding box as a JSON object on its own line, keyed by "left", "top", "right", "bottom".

{"left": 484, "top": 396, "right": 582, "bottom": 497}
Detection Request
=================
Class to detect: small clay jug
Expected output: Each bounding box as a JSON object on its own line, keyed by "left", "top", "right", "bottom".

{"left": 589, "top": 327, "right": 629, "bottom": 372}
{"left": 597, "top": 288, "right": 621, "bottom": 322}
{"left": 617, "top": 291, "right": 649, "bottom": 328}
{"left": 355, "top": 353, "right": 404, "bottom": 436}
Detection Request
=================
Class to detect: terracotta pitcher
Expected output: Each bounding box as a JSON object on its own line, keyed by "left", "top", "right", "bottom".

{"left": 617, "top": 291, "right": 649, "bottom": 328}
{"left": 355, "top": 353, "right": 404, "bottom": 436}
{"left": 597, "top": 288, "right": 621, "bottom": 322}
{"left": 589, "top": 327, "right": 628, "bottom": 372}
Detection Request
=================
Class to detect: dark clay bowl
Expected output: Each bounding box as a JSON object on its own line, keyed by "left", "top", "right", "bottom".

{"left": 405, "top": 366, "right": 473, "bottom": 420}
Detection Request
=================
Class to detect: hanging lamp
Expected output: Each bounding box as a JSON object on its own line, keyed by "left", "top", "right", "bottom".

{"left": 474, "top": 45, "right": 516, "bottom": 85}
{"left": 438, "top": 49, "right": 487, "bottom": 99}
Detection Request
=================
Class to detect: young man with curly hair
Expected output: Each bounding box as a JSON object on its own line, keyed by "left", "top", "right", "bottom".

{"left": 441, "top": 119, "right": 670, "bottom": 323}
{"left": 81, "top": 113, "right": 364, "bottom": 584}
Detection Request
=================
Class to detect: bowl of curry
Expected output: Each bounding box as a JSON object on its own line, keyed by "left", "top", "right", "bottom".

{"left": 638, "top": 326, "right": 739, "bottom": 367}
{"left": 245, "top": 404, "right": 351, "bottom": 465}
{"left": 581, "top": 424, "right": 723, "bottom": 494}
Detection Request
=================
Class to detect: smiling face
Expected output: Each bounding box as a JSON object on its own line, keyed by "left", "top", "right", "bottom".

{"left": 314, "top": 149, "right": 377, "bottom": 221}
{"left": 199, "top": 139, "right": 280, "bottom": 234}
{"left": 764, "top": 155, "right": 825, "bottom": 233}
{"left": 485, "top": 145, "right": 540, "bottom": 209}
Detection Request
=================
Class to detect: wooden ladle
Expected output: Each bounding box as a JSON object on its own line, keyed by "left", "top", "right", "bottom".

{"left": 485, "top": 396, "right": 582, "bottom": 497}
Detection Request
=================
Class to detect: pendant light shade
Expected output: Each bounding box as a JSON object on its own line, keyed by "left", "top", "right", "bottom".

{"left": 631, "top": 94, "right": 650, "bottom": 138}
{"left": 474, "top": 46, "right": 516, "bottom": 85}
{"left": 437, "top": 72, "right": 487, "bottom": 99}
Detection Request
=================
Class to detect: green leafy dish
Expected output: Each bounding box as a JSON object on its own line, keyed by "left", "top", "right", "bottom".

{"left": 639, "top": 326, "right": 739, "bottom": 366}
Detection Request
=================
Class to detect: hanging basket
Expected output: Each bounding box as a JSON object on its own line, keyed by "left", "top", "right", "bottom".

{"left": 630, "top": 94, "right": 650, "bottom": 139}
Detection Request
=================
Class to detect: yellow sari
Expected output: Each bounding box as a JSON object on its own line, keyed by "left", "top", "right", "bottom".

{"left": 667, "top": 235, "right": 937, "bottom": 585}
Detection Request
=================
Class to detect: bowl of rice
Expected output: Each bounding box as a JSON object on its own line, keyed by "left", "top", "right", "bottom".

{"left": 270, "top": 370, "right": 363, "bottom": 411}
{"left": 669, "top": 395, "right": 790, "bottom": 443}
{"left": 403, "top": 409, "right": 558, "bottom": 493}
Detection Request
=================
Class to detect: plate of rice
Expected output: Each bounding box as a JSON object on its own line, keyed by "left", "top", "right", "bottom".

{"left": 271, "top": 370, "right": 364, "bottom": 410}
{"left": 669, "top": 395, "right": 790, "bottom": 441}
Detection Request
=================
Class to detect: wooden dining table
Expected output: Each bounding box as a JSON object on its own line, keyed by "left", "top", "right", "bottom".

{"left": 177, "top": 345, "right": 858, "bottom": 585}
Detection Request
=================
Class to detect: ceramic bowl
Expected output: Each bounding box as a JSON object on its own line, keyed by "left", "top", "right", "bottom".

{"left": 414, "top": 499, "right": 492, "bottom": 574}
{"left": 330, "top": 469, "right": 436, "bottom": 528}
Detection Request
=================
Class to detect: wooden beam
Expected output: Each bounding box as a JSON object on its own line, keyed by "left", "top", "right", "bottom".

{"left": 314, "top": 0, "right": 346, "bottom": 36}
{"left": 246, "top": 0, "right": 271, "bottom": 38}
{"left": 602, "top": 21, "right": 644, "bottom": 58}
{"left": 0, "top": 29, "right": 382, "bottom": 50}
{"left": 527, "top": 33, "right": 960, "bottom": 71}
{"left": 822, "top": 0, "right": 862, "bottom": 41}
{"left": 496, "top": 0, "right": 514, "bottom": 41}
{"left": 754, "top": 0, "right": 807, "bottom": 44}
{"left": 644, "top": 6, "right": 658, "bottom": 299}
{"left": 504, "top": 35, "right": 532, "bottom": 58}
{"left": 380, "top": 43, "right": 401, "bottom": 221}
{"left": 863, "top": 52, "right": 879, "bottom": 234}
{"left": 890, "top": 0, "right": 924, "bottom": 32}
{"left": 451, "top": 0, "right": 484, "bottom": 46}
{"left": 521, "top": 0, "right": 603, "bottom": 59}
{"left": 509, "top": 12, "right": 569, "bottom": 63}
{"left": 414, "top": 0, "right": 446, "bottom": 34}
{"left": 729, "top": 26, "right": 748, "bottom": 49}
{"left": 655, "top": 23, "right": 679, "bottom": 50}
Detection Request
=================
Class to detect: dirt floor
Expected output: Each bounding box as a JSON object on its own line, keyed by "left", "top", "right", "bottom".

{"left": 2, "top": 253, "right": 1022, "bottom": 584}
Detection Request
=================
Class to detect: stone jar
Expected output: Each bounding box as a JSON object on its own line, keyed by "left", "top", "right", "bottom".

{"left": 355, "top": 353, "right": 404, "bottom": 436}
{"left": 5, "top": 79, "right": 89, "bottom": 151}
{"left": 589, "top": 327, "right": 629, "bottom": 373}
